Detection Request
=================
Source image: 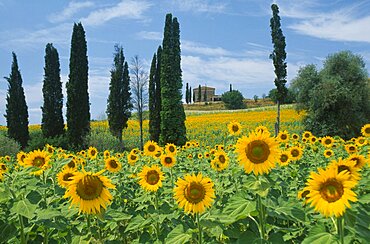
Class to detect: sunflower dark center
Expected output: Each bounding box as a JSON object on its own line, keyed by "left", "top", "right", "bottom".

{"left": 33, "top": 156, "right": 45, "bottom": 167}
{"left": 219, "top": 155, "right": 226, "bottom": 163}
{"left": 326, "top": 151, "right": 332, "bottom": 156}
{"left": 324, "top": 139, "right": 332, "bottom": 145}
{"left": 48, "top": 147, "right": 53, "bottom": 153}
{"left": 293, "top": 135, "right": 298, "bottom": 139}
{"left": 320, "top": 179, "right": 344, "bottom": 203}
{"left": 185, "top": 182, "right": 206, "bottom": 204}
{"left": 291, "top": 149, "right": 300, "bottom": 157}
{"left": 311, "top": 138, "right": 316, "bottom": 142}
{"left": 232, "top": 125, "right": 239, "bottom": 132}
{"left": 302, "top": 190, "right": 310, "bottom": 199}
{"left": 280, "top": 134, "right": 287, "bottom": 140}
{"left": 63, "top": 173, "right": 75, "bottom": 181}
{"left": 109, "top": 159, "right": 118, "bottom": 168}
{"left": 304, "top": 133, "right": 310, "bottom": 138}
{"left": 1, "top": 164, "right": 6, "bottom": 170}
{"left": 169, "top": 146, "right": 175, "bottom": 152}
{"left": 146, "top": 170, "right": 160, "bottom": 185}
{"left": 148, "top": 145, "right": 156, "bottom": 152}
{"left": 164, "top": 157, "right": 173, "bottom": 164}
{"left": 68, "top": 161, "right": 76, "bottom": 168}
{"left": 91, "top": 150, "right": 97, "bottom": 156}
{"left": 365, "top": 127, "right": 370, "bottom": 133}
{"left": 338, "top": 165, "right": 350, "bottom": 174}
{"left": 76, "top": 175, "right": 103, "bottom": 200}
{"left": 280, "top": 154, "right": 288, "bottom": 162}
{"left": 130, "top": 155, "right": 137, "bottom": 160}
{"left": 246, "top": 140, "right": 270, "bottom": 164}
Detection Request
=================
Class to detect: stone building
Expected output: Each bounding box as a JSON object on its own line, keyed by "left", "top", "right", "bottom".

{"left": 192, "top": 86, "right": 221, "bottom": 102}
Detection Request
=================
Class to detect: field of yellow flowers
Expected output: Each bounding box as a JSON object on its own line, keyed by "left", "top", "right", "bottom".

{"left": 0, "top": 107, "right": 369, "bottom": 244}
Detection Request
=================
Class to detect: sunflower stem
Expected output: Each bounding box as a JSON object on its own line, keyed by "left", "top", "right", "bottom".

{"left": 43, "top": 227, "right": 49, "bottom": 244}
{"left": 337, "top": 216, "right": 344, "bottom": 244}
{"left": 154, "top": 191, "right": 160, "bottom": 241}
{"left": 95, "top": 217, "right": 103, "bottom": 243}
{"left": 18, "top": 214, "right": 26, "bottom": 244}
{"left": 196, "top": 213, "right": 202, "bottom": 244}
{"left": 86, "top": 214, "right": 92, "bottom": 237}
{"left": 170, "top": 167, "right": 174, "bottom": 189}
{"left": 257, "top": 195, "right": 266, "bottom": 240}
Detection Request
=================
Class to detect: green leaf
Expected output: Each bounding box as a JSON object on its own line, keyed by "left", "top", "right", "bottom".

{"left": 10, "top": 199, "right": 37, "bottom": 219}
{"left": 165, "top": 225, "right": 192, "bottom": 244}
{"left": 358, "top": 193, "right": 370, "bottom": 204}
{"left": 0, "top": 187, "right": 12, "bottom": 203}
{"left": 0, "top": 220, "right": 17, "bottom": 243}
{"left": 26, "top": 190, "right": 42, "bottom": 204}
{"left": 302, "top": 232, "right": 337, "bottom": 244}
{"left": 71, "top": 235, "right": 91, "bottom": 244}
{"left": 124, "top": 215, "right": 152, "bottom": 233}
{"left": 36, "top": 209, "right": 61, "bottom": 220}
{"left": 269, "top": 206, "right": 306, "bottom": 222}
{"left": 222, "top": 192, "right": 256, "bottom": 221}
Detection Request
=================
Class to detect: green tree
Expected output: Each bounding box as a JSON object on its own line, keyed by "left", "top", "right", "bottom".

{"left": 230, "top": 84, "right": 232, "bottom": 92}
{"left": 149, "top": 52, "right": 159, "bottom": 142}
{"left": 189, "top": 86, "right": 192, "bottom": 103}
{"left": 253, "top": 95, "right": 258, "bottom": 102}
{"left": 297, "top": 51, "right": 370, "bottom": 139}
{"left": 204, "top": 85, "right": 207, "bottom": 102}
{"left": 270, "top": 3, "right": 287, "bottom": 135}
{"left": 41, "top": 43, "right": 64, "bottom": 138}
{"left": 198, "top": 84, "right": 202, "bottom": 102}
{"left": 185, "top": 82, "right": 189, "bottom": 104}
{"left": 4, "top": 52, "right": 29, "bottom": 148}
{"left": 107, "top": 44, "right": 132, "bottom": 142}
{"left": 160, "top": 13, "right": 187, "bottom": 146}
{"left": 66, "top": 22, "right": 90, "bottom": 148}
{"left": 154, "top": 46, "right": 162, "bottom": 142}
{"left": 222, "top": 90, "right": 246, "bottom": 110}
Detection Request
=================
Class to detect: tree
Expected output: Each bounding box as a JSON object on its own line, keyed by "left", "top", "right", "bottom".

{"left": 300, "top": 51, "right": 370, "bottom": 139}
{"left": 262, "top": 93, "right": 266, "bottom": 100}
{"left": 4, "top": 52, "right": 29, "bottom": 148}
{"left": 66, "top": 22, "right": 90, "bottom": 148}
{"left": 189, "top": 86, "right": 192, "bottom": 103}
{"left": 41, "top": 43, "right": 64, "bottom": 138}
{"left": 204, "top": 85, "right": 207, "bottom": 102}
{"left": 160, "top": 13, "right": 187, "bottom": 146}
{"left": 253, "top": 95, "right": 258, "bottom": 102}
{"left": 130, "top": 55, "right": 148, "bottom": 149}
{"left": 222, "top": 90, "right": 246, "bottom": 110}
{"left": 270, "top": 3, "right": 287, "bottom": 136}
{"left": 149, "top": 46, "right": 162, "bottom": 143}
{"left": 198, "top": 84, "right": 202, "bottom": 102}
{"left": 192, "top": 88, "right": 195, "bottom": 103}
{"left": 107, "top": 44, "right": 132, "bottom": 142}
{"left": 185, "top": 82, "right": 189, "bottom": 104}
{"left": 230, "top": 84, "right": 232, "bottom": 92}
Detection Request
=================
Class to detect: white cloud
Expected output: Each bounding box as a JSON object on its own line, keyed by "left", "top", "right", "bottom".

{"left": 169, "top": 0, "right": 227, "bottom": 13}
{"left": 80, "top": 0, "right": 152, "bottom": 26}
{"left": 48, "top": 1, "right": 94, "bottom": 23}
{"left": 136, "top": 31, "right": 162, "bottom": 41}
{"left": 182, "top": 40, "right": 232, "bottom": 56}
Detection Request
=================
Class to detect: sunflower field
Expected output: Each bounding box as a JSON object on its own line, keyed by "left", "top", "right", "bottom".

{"left": 0, "top": 107, "right": 369, "bottom": 244}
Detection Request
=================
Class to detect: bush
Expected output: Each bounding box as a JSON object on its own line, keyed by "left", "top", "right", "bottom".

{"left": 293, "top": 51, "right": 370, "bottom": 139}
{"left": 221, "top": 90, "right": 246, "bottom": 110}
{"left": 26, "top": 131, "right": 69, "bottom": 152}
{"left": 85, "top": 130, "right": 125, "bottom": 153}
{"left": 0, "top": 132, "right": 21, "bottom": 156}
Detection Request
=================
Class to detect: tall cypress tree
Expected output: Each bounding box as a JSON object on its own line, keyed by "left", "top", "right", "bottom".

{"left": 107, "top": 44, "right": 131, "bottom": 141}
{"left": 270, "top": 4, "right": 287, "bottom": 135}
{"left": 160, "top": 14, "right": 187, "bottom": 146}
{"left": 189, "top": 86, "right": 192, "bottom": 103}
{"left": 185, "top": 82, "right": 189, "bottom": 104}
{"left": 198, "top": 84, "right": 202, "bottom": 102}
{"left": 204, "top": 85, "right": 207, "bottom": 102}
{"left": 5, "top": 52, "right": 29, "bottom": 148}
{"left": 41, "top": 43, "right": 64, "bottom": 138}
{"left": 151, "top": 46, "right": 162, "bottom": 142}
{"left": 148, "top": 52, "right": 157, "bottom": 141}
{"left": 66, "top": 22, "right": 90, "bottom": 147}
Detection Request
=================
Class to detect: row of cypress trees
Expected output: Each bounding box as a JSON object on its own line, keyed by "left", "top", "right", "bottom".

{"left": 5, "top": 13, "right": 187, "bottom": 149}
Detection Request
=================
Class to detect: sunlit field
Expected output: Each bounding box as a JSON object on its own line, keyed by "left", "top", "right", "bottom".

{"left": 0, "top": 107, "right": 369, "bottom": 243}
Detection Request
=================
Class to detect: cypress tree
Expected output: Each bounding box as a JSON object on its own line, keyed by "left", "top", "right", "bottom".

{"left": 185, "top": 82, "right": 189, "bottom": 104}
{"left": 149, "top": 53, "right": 157, "bottom": 141}
{"left": 198, "top": 84, "right": 202, "bottom": 102}
{"left": 107, "top": 44, "right": 132, "bottom": 142}
{"left": 150, "top": 46, "right": 162, "bottom": 142}
{"left": 270, "top": 3, "right": 287, "bottom": 135}
{"left": 204, "top": 85, "right": 207, "bottom": 102}
{"left": 192, "top": 87, "right": 195, "bottom": 103}
{"left": 41, "top": 43, "right": 64, "bottom": 138}
{"left": 230, "top": 84, "right": 232, "bottom": 92}
{"left": 4, "top": 52, "right": 29, "bottom": 148}
{"left": 160, "top": 14, "right": 187, "bottom": 146}
{"left": 66, "top": 22, "right": 90, "bottom": 147}
{"left": 189, "top": 86, "right": 192, "bottom": 103}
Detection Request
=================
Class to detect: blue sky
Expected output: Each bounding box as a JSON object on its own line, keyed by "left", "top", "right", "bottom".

{"left": 0, "top": 0, "right": 369, "bottom": 125}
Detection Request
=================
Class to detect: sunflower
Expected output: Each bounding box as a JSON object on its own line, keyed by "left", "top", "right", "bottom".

{"left": 278, "top": 151, "right": 291, "bottom": 166}
{"left": 289, "top": 146, "right": 303, "bottom": 161}
{"left": 310, "top": 136, "right": 318, "bottom": 144}
{"left": 277, "top": 130, "right": 290, "bottom": 143}
{"left": 0, "top": 172, "right": 4, "bottom": 182}
{"left": 103, "top": 150, "right": 110, "bottom": 159}
{"left": 210, "top": 151, "right": 229, "bottom": 172}
{"left": 0, "top": 163, "right": 8, "bottom": 173}
{"left": 23, "top": 150, "right": 51, "bottom": 175}
{"left": 228, "top": 121, "right": 242, "bottom": 136}
{"left": 17, "top": 151, "right": 27, "bottom": 166}
{"left": 105, "top": 157, "right": 122, "bottom": 173}
{"left": 321, "top": 136, "right": 335, "bottom": 148}
{"left": 291, "top": 133, "right": 300, "bottom": 141}
{"left": 45, "top": 144, "right": 55, "bottom": 154}
{"left": 347, "top": 154, "right": 367, "bottom": 169}
{"left": 297, "top": 189, "right": 310, "bottom": 204}
{"left": 302, "top": 131, "right": 312, "bottom": 140}
{"left": 235, "top": 131, "right": 279, "bottom": 175}
{"left": 87, "top": 147, "right": 98, "bottom": 160}
{"left": 361, "top": 123, "right": 370, "bottom": 137}
{"left": 57, "top": 167, "right": 77, "bottom": 188}
{"left": 131, "top": 148, "right": 140, "bottom": 154}
{"left": 197, "top": 153, "right": 203, "bottom": 159}
{"left": 160, "top": 154, "right": 176, "bottom": 168}
{"left": 165, "top": 143, "right": 177, "bottom": 155}
{"left": 185, "top": 141, "right": 192, "bottom": 148}
{"left": 204, "top": 152, "right": 210, "bottom": 158}
{"left": 324, "top": 149, "right": 334, "bottom": 158}
{"left": 127, "top": 152, "right": 139, "bottom": 166}
{"left": 255, "top": 125, "right": 271, "bottom": 136}
{"left": 173, "top": 173, "right": 215, "bottom": 215}
{"left": 63, "top": 170, "right": 115, "bottom": 214}
{"left": 355, "top": 137, "right": 367, "bottom": 147}
{"left": 4, "top": 155, "right": 11, "bottom": 162}
{"left": 328, "top": 158, "right": 360, "bottom": 182}
{"left": 144, "top": 141, "right": 160, "bottom": 157}
{"left": 137, "top": 165, "right": 165, "bottom": 192}
{"left": 78, "top": 150, "right": 87, "bottom": 158}
{"left": 303, "top": 167, "right": 357, "bottom": 217}
{"left": 345, "top": 144, "right": 357, "bottom": 154}
{"left": 187, "top": 154, "right": 193, "bottom": 159}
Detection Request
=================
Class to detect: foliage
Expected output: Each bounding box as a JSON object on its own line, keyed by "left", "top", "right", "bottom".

{"left": 294, "top": 51, "right": 370, "bottom": 139}
{"left": 160, "top": 14, "right": 187, "bottom": 146}
{"left": 0, "top": 132, "right": 21, "bottom": 156}
{"left": 107, "top": 44, "right": 132, "bottom": 142}
{"left": 198, "top": 84, "right": 202, "bottom": 102}
{"left": 84, "top": 130, "right": 124, "bottom": 152}
{"left": 268, "top": 88, "right": 296, "bottom": 104}
{"left": 25, "top": 131, "right": 69, "bottom": 152}
{"left": 253, "top": 95, "right": 258, "bottom": 102}
{"left": 4, "top": 52, "right": 29, "bottom": 148}
{"left": 41, "top": 43, "right": 64, "bottom": 138}
{"left": 66, "top": 22, "right": 90, "bottom": 148}
{"left": 221, "top": 90, "right": 246, "bottom": 109}
{"left": 149, "top": 47, "right": 162, "bottom": 143}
